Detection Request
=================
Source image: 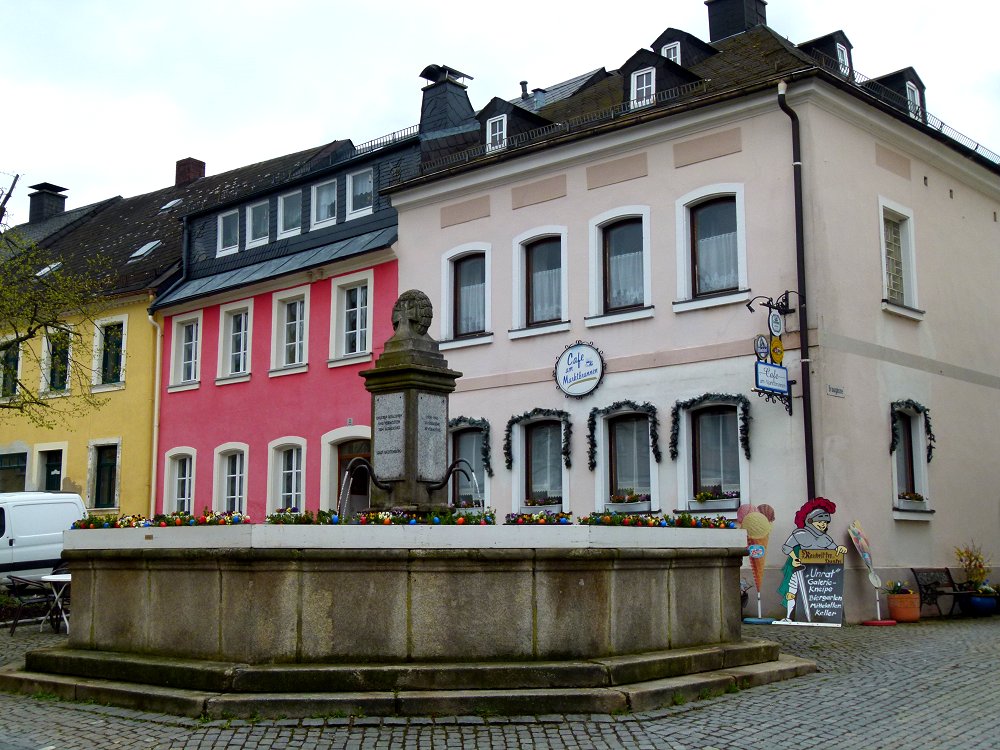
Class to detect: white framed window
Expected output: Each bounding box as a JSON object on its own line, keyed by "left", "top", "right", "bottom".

{"left": 597, "top": 412, "right": 658, "bottom": 512}
{"left": 217, "top": 300, "right": 253, "bottom": 381}
{"left": 905, "top": 82, "right": 922, "bottom": 120}
{"left": 878, "top": 197, "right": 919, "bottom": 314}
{"left": 169, "top": 311, "right": 203, "bottom": 389}
{"left": 278, "top": 190, "right": 303, "bottom": 238}
{"left": 450, "top": 428, "right": 487, "bottom": 507}
{"left": 164, "top": 447, "right": 196, "bottom": 514}
{"left": 661, "top": 42, "right": 681, "bottom": 64}
{"left": 88, "top": 438, "right": 121, "bottom": 510}
{"left": 311, "top": 180, "right": 337, "bottom": 229}
{"left": 270, "top": 285, "right": 310, "bottom": 374}
{"left": 515, "top": 420, "right": 568, "bottom": 513}
{"left": 586, "top": 206, "right": 652, "bottom": 326}
{"left": 631, "top": 67, "right": 655, "bottom": 108}
{"left": 267, "top": 436, "right": 306, "bottom": 512}
{"left": 246, "top": 200, "right": 270, "bottom": 248}
{"left": 0, "top": 339, "right": 21, "bottom": 400}
{"left": 836, "top": 43, "right": 850, "bottom": 76}
{"left": 217, "top": 210, "right": 239, "bottom": 256}
{"left": 347, "top": 168, "right": 374, "bottom": 219}
{"left": 41, "top": 327, "right": 71, "bottom": 394}
{"left": 486, "top": 115, "right": 507, "bottom": 152}
{"left": 891, "top": 406, "right": 930, "bottom": 512}
{"left": 511, "top": 226, "right": 568, "bottom": 335}
{"left": 676, "top": 403, "right": 747, "bottom": 511}
{"left": 92, "top": 314, "right": 128, "bottom": 389}
{"left": 214, "top": 442, "right": 248, "bottom": 514}
{"left": 31, "top": 441, "right": 67, "bottom": 492}
{"left": 329, "top": 269, "right": 374, "bottom": 364}
{"left": 440, "top": 243, "right": 492, "bottom": 347}
{"left": 674, "top": 184, "right": 748, "bottom": 312}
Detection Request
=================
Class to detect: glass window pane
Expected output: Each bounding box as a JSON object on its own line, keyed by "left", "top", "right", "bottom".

{"left": 527, "top": 238, "right": 561, "bottom": 325}
{"left": 281, "top": 193, "right": 302, "bottom": 232}
{"left": 693, "top": 198, "right": 738, "bottom": 295}
{"left": 48, "top": 331, "right": 69, "bottom": 391}
{"left": 603, "top": 219, "right": 643, "bottom": 311}
{"left": 453, "top": 430, "right": 485, "bottom": 504}
{"left": 101, "top": 323, "right": 123, "bottom": 384}
{"left": 250, "top": 203, "right": 268, "bottom": 241}
{"left": 527, "top": 422, "right": 562, "bottom": 502}
{"left": 221, "top": 213, "right": 238, "bottom": 249}
{"left": 315, "top": 182, "right": 336, "bottom": 223}
{"left": 455, "top": 255, "right": 486, "bottom": 336}
{"left": 351, "top": 170, "right": 373, "bottom": 212}
{"left": 610, "top": 416, "right": 650, "bottom": 496}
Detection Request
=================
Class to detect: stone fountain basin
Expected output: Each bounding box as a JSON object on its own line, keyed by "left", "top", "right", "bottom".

{"left": 63, "top": 526, "right": 747, "bottom": 664}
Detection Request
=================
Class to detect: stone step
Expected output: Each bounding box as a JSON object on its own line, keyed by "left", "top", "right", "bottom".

{"left": 0, "top": 654, "right": 815, "bottom": 719}
{"left": 24, "top": 639, "right": 781, "bottom": 693}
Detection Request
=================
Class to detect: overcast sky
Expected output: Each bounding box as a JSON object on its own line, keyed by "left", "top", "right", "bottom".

{"left": 4, "top": 0, "right": 998, "bottom": 226}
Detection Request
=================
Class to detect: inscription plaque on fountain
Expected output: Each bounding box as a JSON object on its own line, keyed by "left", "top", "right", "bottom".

{"left": 418, "top": 393, "right": 446, "bottom": 481}
{"left": 374, "top": 392, "right": 406, "bottom": 480}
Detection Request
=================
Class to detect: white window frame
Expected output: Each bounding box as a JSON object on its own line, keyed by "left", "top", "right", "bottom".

{"left": 30, "top": 440, "right": 68, "bottom": 492}
{"left": 448, "top": 425, "right": 490, "bottom": 508}
{"left": 586, "top": 206, "right": 652, "bottom": 327}
{"left": 311, "top": 179, "right": 338, "bottom": 229}
{"left": 594, "top": 410, "right": 659, "bottom": 513}
{"left": 40, "top": 327, "right": 72, "bottom": 395}
{"left": 891, "top": 407, "right": 930, "bottom": 513}
{"left": 878, "top": 196, "right": 920, "bottom": 317}
{"left": 164, "top": 447, "right": 197, "bottom": 514}
{"left": 510, "top": 226, "right": 569, "bottom": 337}
{"left": 329, "top": 269, "right": 374, "bottom": 366}
{"left": 673, "top": 184, "right": 748, "bottom": 312}
{"left": 675, "top": 402, "right": 748, "bottom": 512}
{"left": 319, "top": 425, "right": 372, "bottom": 511}
{"left": 905, "top": 82, "right": 922, "bottom": 120}
{"left": 270, "top": 285, "right": 310, "bottom": 375}
{"left": 836, "top": 43, "right": 850, "bottom": 76}
{"left": 246, "top": 200, "right": 270, "bottom": 249}
{"left": 213, "top": 442, "right": 248, "bottom": 514}
{"left": 267, "top": 436, "right": 307, "bottom": 513}
{"left": 277, "top": 190, "right": 303, "bottom": 239}
{"left": 661, "top": 42, "right": 681, "bottom": 64}
{"left": 440, "top": 242, "right": 493, "bottom": 349}
{"left": 217, "top": 210, "right": 239, "bottom": 257}
{"left": 91, "top": 314, "right": 128, "bottom": 391}
{"left": 486, "top": 114, "right": 507, "bottom": 153}
{"left": 87, "top": 437, "right": 121, "bottom": 511}
{"left": 217, "top": 300, "right": 253, "bottom": 382}
{"left": 168, "top": 310, "right": 203, "bottom": 391}
{"left": 512, "top": 419, "right": 569, "bottom": 515}
{"left": 346, "top": 168, "right": 374, "bottom": 220}
{"left": 631, "top": 67, "right": 655, "bottom": 108}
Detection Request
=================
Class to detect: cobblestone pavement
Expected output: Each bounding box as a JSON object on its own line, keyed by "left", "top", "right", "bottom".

{"left": 1, "top": 618, "right": 999, "bottom": 749}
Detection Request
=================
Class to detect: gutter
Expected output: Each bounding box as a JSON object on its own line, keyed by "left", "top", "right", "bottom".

{"left": 777, "top": 80, "right": 816, "bottom": 500}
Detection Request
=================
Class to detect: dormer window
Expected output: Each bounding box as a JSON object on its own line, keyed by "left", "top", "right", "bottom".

{"left": 486, "top": 115, "right": 507, "bottom": 153}
{"left": 631, "top": 68, "right": 655, "bottom": 108}
{"left": 836, "top": 43, "right": 849, "bottom": 76}
{"left": 218, "top": 210, "right": 239, "bottom": 256}
{"left": 661, "top": 42, "right": 681, "bottom": 65}
{"left": 311, "top": 179, "right": 337, "bottom": 229}
{"left": 347, "top": 169, "right": 374, "bottom": 219}
{"left": 247, "top": 201, "right": 269, "bottom": 249}
{"left": 905, "top": 82, "right": 922, "bottom": 120}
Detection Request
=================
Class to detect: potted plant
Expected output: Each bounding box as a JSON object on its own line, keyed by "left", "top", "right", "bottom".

{"left": 882, "top": 580, "right": 920, "bottom": 622}
{"left": 606, "top": 488, "right": 651, "bottom": 511}
{"left": 897, "top": 492, "right": 925, "bottom": 502}
{"left": 954, "top": 543, "right": 997, "bottom": 616}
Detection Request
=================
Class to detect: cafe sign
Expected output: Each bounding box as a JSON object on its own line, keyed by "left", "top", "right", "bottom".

{"left": 554, "top": 341, "right": 605, "bottom": 398}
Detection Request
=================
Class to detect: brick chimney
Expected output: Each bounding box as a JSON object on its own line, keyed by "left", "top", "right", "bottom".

{"left": 28, "top": 182, "right": 68, "bottom": 223}
{"left": 175, "top": 157, "right": 206, "bottom": 186}
{"left": 705, "top": 0, "right": 767, "bottom": 42}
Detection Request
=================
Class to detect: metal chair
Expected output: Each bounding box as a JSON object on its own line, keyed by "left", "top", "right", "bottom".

{"left": 5, "top": 576, "right": 58, "bottom": 635}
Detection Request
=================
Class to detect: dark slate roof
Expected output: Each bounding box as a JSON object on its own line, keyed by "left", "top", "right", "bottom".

{"left": 151, "top": 225, "right": 397, "bottom": 310}
{"left": 18, "top": 142, "right": 342, "bottom": 297}
{"left": 10, "top": 197, "right": 119, "bottom": 246}
{"left": 510, "top": 68, "right": 608, "bottom": 114}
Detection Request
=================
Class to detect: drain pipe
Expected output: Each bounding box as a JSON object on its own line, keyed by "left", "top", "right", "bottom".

{"left": 147, "top": 307, "right": 163, "bottom": 518}
{"left": 777, "top": 80, "right": 816, "bottom": 500}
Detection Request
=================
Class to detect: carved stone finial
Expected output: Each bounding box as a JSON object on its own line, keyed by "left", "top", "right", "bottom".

{"left": 391, "top": 289, "right": 434, "bottom": 338}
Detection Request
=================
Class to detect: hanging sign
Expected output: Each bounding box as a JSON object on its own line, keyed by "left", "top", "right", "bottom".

{"left": 770, "top": 336, "right": 784, "bottom": 365}
{"left": 554, "top": 341, "right": 605, "bottom": 398}
{"left": 753, "top": 335, "right": 769, "bottom": 361}
{"left": 768, "top": 309, "right": 784, "bottom": 337}
{"left": 755, "top": 362, "right": 789, "bottom": 394}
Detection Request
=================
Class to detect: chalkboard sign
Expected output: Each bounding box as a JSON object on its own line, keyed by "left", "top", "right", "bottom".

{"left": 794, "top": 549, "right": 845, "bottom": 626}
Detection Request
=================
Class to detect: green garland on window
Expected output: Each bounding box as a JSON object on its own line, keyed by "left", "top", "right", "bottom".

{"left": 889, "top": 400, "right": 935, "bottom": 462}
{"left": 448, "top": 416, "right": 494, "bottom": 477}
{"left": 503, "top": 409, "right": 572, "bottom": 470}
{"left": 669, "top": 394, "right": 751, "bottom": 460}
{"left": 586, "top": 401, "right": 662, "bottom": 470}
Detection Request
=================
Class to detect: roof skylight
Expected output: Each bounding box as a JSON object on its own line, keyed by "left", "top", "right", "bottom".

{"left": 35, "top": 262, "right": 62, "bottom": 277}
{"left": 129, "top": 240, "right": 162, "bottom": 262}
{"left": 159, "top": 198, "right": 183, "bottom": 212}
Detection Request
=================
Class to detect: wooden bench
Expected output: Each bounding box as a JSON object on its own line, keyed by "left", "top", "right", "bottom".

{"left": 910, "top": 568, "right": 971, "bottom": 616}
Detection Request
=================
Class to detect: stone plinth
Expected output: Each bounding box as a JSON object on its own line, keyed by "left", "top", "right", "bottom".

{"left": 62, "top": 526, "right": 746, "bottom": 664}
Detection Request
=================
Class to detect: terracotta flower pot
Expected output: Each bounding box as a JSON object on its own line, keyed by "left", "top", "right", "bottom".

{"left": 887, "top": 592, "right": 921, "bottom": 622}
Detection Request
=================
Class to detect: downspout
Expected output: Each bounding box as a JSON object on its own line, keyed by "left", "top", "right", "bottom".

{"left": 777, "top": 80, "right": 816, "bottom": 500}
{"left": 147, "top": 307, "right": 162, "bottom": 518}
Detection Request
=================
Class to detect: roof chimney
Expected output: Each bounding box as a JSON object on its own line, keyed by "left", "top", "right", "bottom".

{"left": 520, "top": 81, "right": 529, "bottom": 99}
{"left": 705, "top": 0, "right": 767, "bottom": 42}
{"left": 175, "top": 157, "right": 206, "bottom": 186}
{"left": 418, "top": 65, "right": 476, "bottom": 135}
{"left": 27, "top": 182, "right": 68, "bottom": 223}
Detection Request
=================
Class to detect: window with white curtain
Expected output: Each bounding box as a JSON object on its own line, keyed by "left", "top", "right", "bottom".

{"left": 692, "top": 406, "right": 740, "bottom": 499}
{"left": 223, "top": 451, "right": 245, "bottom": 513}
{"left": 603, "top": 218, "right": 644, "bottom": 312}
{"left": 279, "top": 446, "right": 303, "bottom": 507}
{"left": 525, "top": 421, "right": 562, "bottom": 504}
{"left": 609, "top": 415, "right": 651, "bottom": 498}
{"left": 453, "top": 254, "right": 486, "bottom": 337}
{"left": 525, "top": 237, "right": 561, "bottom": 326}
{"left": 691, "top": 197, "right": 738, "bottom": 296}
{"left": 452, "top": 429, "right": 485, "bottom": 506}
{"left": 172, "top": 454, "right": 193, "bottom": 513}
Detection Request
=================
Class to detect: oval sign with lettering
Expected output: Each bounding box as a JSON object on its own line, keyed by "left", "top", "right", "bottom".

{"left": 554, "top": 342, "right": 605, "bottom": 398}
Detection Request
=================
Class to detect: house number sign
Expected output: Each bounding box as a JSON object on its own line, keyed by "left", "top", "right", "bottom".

{"left": 554, "top": 341, "right": 605, "bottom": 398}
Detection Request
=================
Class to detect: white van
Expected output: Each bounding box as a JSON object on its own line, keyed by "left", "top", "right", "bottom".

{"left": 0, "top": 492, "right": 87, "bottom": 579}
